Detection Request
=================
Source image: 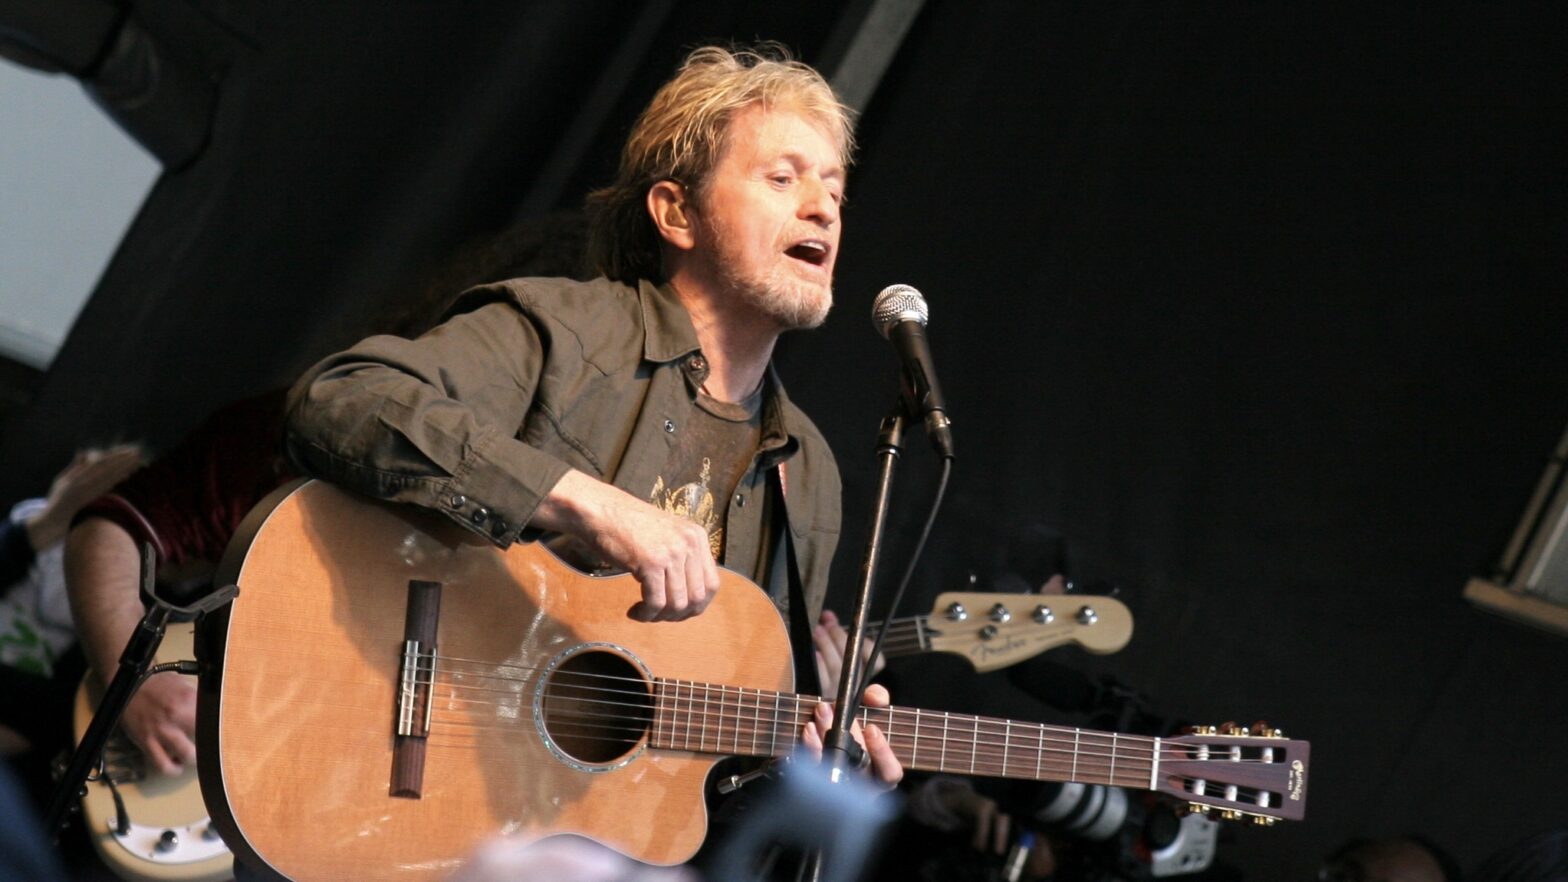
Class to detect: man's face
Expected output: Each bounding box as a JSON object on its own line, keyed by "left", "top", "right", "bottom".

{"left": 690, "top": 103, "right": 845, "bottom": 330}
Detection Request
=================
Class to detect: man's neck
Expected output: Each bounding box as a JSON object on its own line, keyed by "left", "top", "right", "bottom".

{"left": 667, "top": 274, "right": 778, "bottom": 403}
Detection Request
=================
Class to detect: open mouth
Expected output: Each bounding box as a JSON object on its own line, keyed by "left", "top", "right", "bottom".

{"left": 784, "top": 240, "right": 831, "bottom": 268}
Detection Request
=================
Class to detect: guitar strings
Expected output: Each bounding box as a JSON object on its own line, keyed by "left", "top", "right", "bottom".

{"left": 417, "top": 665, "right": 1282, "bottom": 764}
{"left": 412, "top": 703, "right": 1280, "bottom": 809}
{"left": 406, "top": 674, "right": 1283, "bottom": 806}
{"left": 409, "top": 673, "right": 1283, "bottom": 773}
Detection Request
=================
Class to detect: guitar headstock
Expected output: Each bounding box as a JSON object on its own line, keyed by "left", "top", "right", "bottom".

{"left": 922, "top": 592, "right": 1133, "bottom": 672}
{"left": 1156, "top": 722, "right": 1310, "bottom": 824}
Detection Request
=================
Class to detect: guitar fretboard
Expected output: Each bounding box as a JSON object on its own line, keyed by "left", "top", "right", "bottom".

{"left": 866, "top": 616, "right": 929, "bottom": 658}
{"left": 650, "top": 678, "right": 1160, "bottom": 791}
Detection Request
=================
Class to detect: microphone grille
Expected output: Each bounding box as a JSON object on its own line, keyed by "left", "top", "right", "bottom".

{"left": 871, "top": 284, "right": 928, "bottom": 339}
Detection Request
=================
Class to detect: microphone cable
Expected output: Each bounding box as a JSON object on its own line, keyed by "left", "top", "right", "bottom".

{"left": 854, "top": 454, "right": 953, "bottom": 700}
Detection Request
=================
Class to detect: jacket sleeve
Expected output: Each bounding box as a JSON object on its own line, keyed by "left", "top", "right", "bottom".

{"left": 284, "top": 299, "right": 572, "bottom": 545}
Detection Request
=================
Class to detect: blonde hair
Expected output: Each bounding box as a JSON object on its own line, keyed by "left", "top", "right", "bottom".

{"left": 586, "top": 43, "right": 856, "bottom": 282}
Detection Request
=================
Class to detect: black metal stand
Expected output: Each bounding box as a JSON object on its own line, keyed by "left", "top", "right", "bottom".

{"left": 44, "top": 543, "right": 238, "bottom": 842}
{"left": 799, "top": 405, "right": 908, "bottom": 882}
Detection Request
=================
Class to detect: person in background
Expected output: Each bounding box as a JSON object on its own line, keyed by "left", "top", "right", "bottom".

{"left": 0, "top": 445, "right": 142, "bottom": 777}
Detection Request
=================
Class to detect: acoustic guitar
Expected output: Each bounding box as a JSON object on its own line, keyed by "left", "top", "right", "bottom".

{"left": 73, "top": 622, "right": 233, "bottom": 882}
{"left": 197, "top": 481, "right": 1309, "bottom": 881}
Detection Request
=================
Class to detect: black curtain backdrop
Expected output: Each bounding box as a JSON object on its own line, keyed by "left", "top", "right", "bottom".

{"left": 4, "top": 3, "right": 1566, "bottom": 877}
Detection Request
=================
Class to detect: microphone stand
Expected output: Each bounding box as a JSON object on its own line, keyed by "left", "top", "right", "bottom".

{"left": 799, "top": 403, "right": 907, "bottom": 882}
{"left": 45, "top": 543, "right": 239, "bottom": 842}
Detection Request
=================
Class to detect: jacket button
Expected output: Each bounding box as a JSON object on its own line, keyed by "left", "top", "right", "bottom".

{"left": 449, "top": 494, "right": 467, "bottom": 508}
{"left": 689, "top": 354, "right": 707, "bottom": 371}
{"left": 490, "top": 518, "right": 508, "bottom": 538}
{"left": 663, "top": 419, "right": 676, "bottom": 433}
{"left": 735, "top": 494, "right": 746, "bottom": 508}
{"left": 471, "top": 507, "right": 489, "bottom": 525}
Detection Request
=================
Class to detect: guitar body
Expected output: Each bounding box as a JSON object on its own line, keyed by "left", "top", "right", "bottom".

{"left": 74, "top": 623, "right": 234, "bottom": 882}
{"left": 196, "top": 481, "right": 793, "bottom": 881}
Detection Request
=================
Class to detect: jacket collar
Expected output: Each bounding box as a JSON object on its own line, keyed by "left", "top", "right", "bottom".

{"left": 637, "top": 279, "right": 802, "bottom": 462}
{"left": 637, "top": 279, "right": 702, "bottom": 363}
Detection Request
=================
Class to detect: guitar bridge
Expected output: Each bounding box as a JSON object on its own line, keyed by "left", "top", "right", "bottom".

{"left": 397, "top": 640, "right": 436, "bottom": 738}
{"left": 391, "top": 580, "right": 442, "bottom": 798}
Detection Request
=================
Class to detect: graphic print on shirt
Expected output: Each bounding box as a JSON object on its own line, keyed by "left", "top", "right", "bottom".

{"left": 650, "top": 459, "right": 722, "bottom": 559}
{"left": 646, "top": 390, "right": 761, "bottom": 565}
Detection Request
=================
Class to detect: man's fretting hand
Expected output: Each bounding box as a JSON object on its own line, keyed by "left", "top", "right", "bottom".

{"left": 798, "top": 683, "right": 903, "bottom": 790}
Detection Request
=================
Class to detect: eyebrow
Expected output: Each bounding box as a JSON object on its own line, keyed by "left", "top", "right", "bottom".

{"left": 771, "top": 150, "right": 846, "bottom": 183}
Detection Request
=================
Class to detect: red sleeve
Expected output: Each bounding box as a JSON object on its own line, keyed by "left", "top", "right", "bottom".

{"left": 74, "top": 389, "right": 296, "bottom": 567}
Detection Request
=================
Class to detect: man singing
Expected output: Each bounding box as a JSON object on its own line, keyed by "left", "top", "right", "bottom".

{"left": 285, "top": 42, "right": 901, "bottom": 807}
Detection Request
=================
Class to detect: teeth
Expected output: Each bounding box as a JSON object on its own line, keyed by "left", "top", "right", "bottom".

{"left": 796, "top": 241, "right": 826, "bottom": 253}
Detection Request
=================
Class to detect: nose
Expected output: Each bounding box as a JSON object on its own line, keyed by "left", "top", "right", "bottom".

{"left": 799, "top": 176, "right": 840, "bottom": 228}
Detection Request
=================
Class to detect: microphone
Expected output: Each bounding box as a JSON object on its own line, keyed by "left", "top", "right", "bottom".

{"left": 871, "top": 284, "right": 954, "bottom": 458}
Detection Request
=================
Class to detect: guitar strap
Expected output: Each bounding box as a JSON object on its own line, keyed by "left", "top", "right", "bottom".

{"left": 768, "top": 464, "right": 821, "bottom": 698}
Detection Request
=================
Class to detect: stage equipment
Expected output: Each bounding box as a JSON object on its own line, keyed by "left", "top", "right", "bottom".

{"left": 45, "top": 542, "right": 237, "bottom": 876}
{"left": 872, "top": 284, "right": 954, "bottom": 459}
{"left": 1466, "top": 422, "right": 1568, "bottom": 636}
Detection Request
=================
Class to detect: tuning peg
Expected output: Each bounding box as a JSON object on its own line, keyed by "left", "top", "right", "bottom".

{"left": 1251, "top": 816, "right": 1277, "bottom": 827}
{"left": 1186, "top": 725, "right": 1218, "bottom": 736}
{"left": 1184, "top": 802, "right": 1211, "bottom": 818}
{"left": 1220, "top": 721, "right": 1246, "bottom": 736}
{"left": 1249, "top": 721, "right": 1284, "bottom": 738}
{"left": 1220, "top": 809, "right": 1244, "bottom": 821}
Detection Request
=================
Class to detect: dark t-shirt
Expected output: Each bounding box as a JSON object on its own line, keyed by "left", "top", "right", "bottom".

{"left": 644, "top": 386, "right": 764, "bottom": 568}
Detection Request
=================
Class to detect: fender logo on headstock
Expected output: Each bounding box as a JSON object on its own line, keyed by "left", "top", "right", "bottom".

{"left": 1289, "top": 759, "right": 1306, "bottom": 801}
{"left": 969, "top": 635, "right": 1026, "bottom": 662}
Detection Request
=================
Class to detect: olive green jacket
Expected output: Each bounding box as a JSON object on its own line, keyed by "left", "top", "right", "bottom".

{"left": 284, "top": 276, "right": 840, "bottom": 618}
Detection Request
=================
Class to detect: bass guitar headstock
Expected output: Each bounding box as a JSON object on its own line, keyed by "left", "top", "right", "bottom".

{"left": 921, "top": 591, "right": 1133, "bottom": 672}
{"left": 1157, "top": 721, "right": 1310, "bottom": 824}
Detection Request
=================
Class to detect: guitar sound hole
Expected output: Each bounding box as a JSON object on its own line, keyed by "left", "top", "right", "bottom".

{"left": 541, "top": 650, "right": 653, "bottom": 765}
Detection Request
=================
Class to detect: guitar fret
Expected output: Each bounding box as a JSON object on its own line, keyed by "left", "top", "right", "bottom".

{"left": 913, "top": 708, "right": 922, "bottom": 767}
{"left": 968, "top": 715, "right": 977, "bottom": 774}
{"left": 705, "top": 683, "right": 715, "bottom": 754}
{"left": 653, "top": 680, "right": 664, "bottom": 748}
{"left": 1149, "top": 736, "right": 1161, "bottom": 791}
{"left": 885, "top": 707, "right": 894, "bottom": 760}
{"left": 1034, "top": 721, "right": 1042, "bottom": 780}
{"left": 722, "top": 684, "right": 732, "bottom": 754}
{"left": 1071, "top": 728, "right": 1079, "bottom": 780}
{"left": 1109, "top": 732, "right": 1118, "bottom": 785}
{"left": 771, "top": 691, "right": 781, "bottom": 756}
{"left": 683, "top": 681, "right": 694, "bottom": 751}
{"left": 720, "top": 685, "right": 730, "bottom": 754}
{"left": 940, "top": 712, "right": 950, "bottom": 771}
{"left": 1003, "top": 719, "right": 1011, "bottom": 778}
{"left": 750, "top": 686, "right": 759, "bottom": 757}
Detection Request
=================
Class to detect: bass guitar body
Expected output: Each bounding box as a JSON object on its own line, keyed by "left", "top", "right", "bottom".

{"left": 74, "top": 622, "right": 234, "bottom": 882}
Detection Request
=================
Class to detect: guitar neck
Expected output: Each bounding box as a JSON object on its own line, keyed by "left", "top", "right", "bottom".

{"left": 651, "top": 680, "right": 1154, "bottom": 789}
{"left": 648, "top": 678, "right": 1309, "bottom": 823}
{"left": 865, "top": 616, "right": 927, "bottom": 659}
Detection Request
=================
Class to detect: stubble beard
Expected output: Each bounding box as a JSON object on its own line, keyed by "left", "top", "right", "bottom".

{"left": 720, "top": 262, "right": 834, "bottom": 331}
{"left": 706, "top": 221, "right": 834, "bottom": 331}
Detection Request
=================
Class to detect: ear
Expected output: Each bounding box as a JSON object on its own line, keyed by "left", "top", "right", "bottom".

{"left": 647, "top": 180, "right": 697, "bottom": 251}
